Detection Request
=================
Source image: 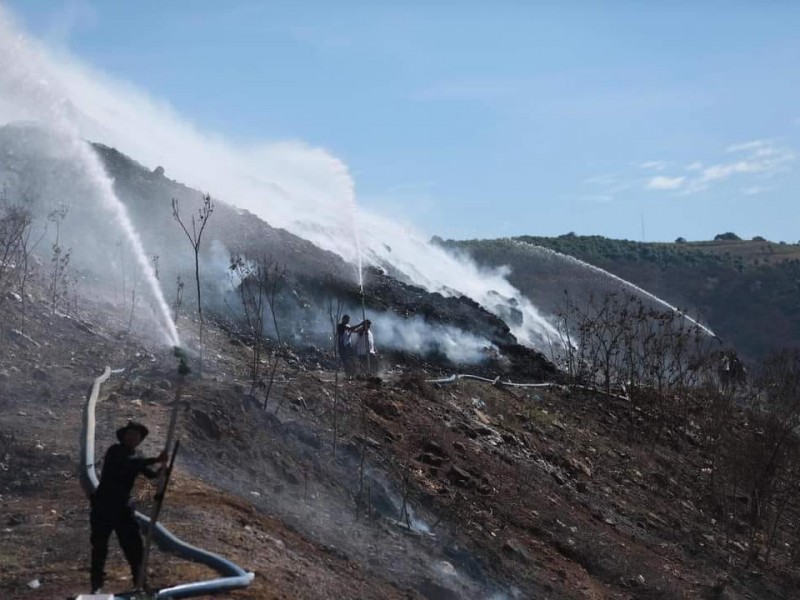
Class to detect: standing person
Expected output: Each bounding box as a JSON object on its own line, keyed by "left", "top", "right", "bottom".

{"left": 89, "top": 421, "right": 167, "bottom": 593}
{"left": 336, "top": 314, "right": 357, "bottom": 376}
{"left": 355, "top": 319, "right": 377, "bottom": 375}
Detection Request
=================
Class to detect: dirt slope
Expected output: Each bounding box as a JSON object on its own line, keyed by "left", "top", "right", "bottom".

{"left": 2, "top": 278, "right": 799, "bottom": 599}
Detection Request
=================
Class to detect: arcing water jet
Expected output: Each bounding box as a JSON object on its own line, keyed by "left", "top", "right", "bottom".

{"left": 0, "top": 7, "right": 561, "bottom": 355}
{"left": 74, "top": 135, "right": 181, "bottom": 346}
{"left": 518, "top": 241, "right": 718, "bottom": 339}
{"left": 0, "top": 10, "right": 180, "bottom": 347}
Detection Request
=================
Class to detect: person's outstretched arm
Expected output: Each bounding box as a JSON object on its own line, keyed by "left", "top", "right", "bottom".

{"left": 139, "top": 451, "right": 168, "bottom": 479}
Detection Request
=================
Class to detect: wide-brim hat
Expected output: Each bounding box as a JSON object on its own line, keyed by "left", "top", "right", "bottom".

{"left": 116, "top": 421, "right": 149, "bottom": 442}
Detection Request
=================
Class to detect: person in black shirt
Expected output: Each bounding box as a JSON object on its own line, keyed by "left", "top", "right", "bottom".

{"left": 336, "top": 315, "right": 361, "bottom": 376}
{"left": 90, "top": 421, "right": 166, "bottom": 593}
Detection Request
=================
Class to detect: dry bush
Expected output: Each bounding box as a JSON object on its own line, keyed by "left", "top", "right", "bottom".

{"left": 557, "top": 291, "right": 718, "bottom": 440}
{"left": 0, "top": 200, "right": 33, "bottom": 310}
{"left": 710, "top": 349, "right": 800, "bottom": 564}
{"left": 557, "top": 291, "right": 800, "bottom": 569}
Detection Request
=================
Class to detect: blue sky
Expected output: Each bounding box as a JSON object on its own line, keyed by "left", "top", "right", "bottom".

{"left": 6, "top": 0, "right": 800, "bottom": 242}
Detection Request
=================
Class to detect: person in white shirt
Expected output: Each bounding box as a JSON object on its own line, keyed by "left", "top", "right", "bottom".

{"left": 354, "top": 319, "right": 377, "bottom": 375}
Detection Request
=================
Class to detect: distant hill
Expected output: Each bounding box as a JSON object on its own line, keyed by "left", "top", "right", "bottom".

{"left": 443, "top": 234, "right": 800, "bottom": 360}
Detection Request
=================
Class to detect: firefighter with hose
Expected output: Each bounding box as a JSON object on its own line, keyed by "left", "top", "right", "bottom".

{"left": 89, "top": 421, "right": 167, "bottom": 593}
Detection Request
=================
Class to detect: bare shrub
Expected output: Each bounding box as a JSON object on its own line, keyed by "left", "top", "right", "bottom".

{"left": 710, "top": 349, "right": 800, "bottom": 564}
{"left": 0, "top": 199, "right": 33, "bottom": 313}
{"left": 556, "top": 291, "right": 717, "bottom": 439}
{"left": 45, "top": 205, "right": 72, "bottom": 316}
{"left": 172, "top": 194, "right": 214, "bottom": 369}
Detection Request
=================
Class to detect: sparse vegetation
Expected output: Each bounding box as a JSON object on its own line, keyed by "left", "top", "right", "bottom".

{"left": 46, "top": 205, "right": 71, "bottom": 316}
{"left": 557, "top": 290, "right": 800, "bottom": 573}
{"left": 172, "top": 275, "right": 184, "bottom": 323}
{"left": 229, "top": 253, "right": 270, "bottom": 399}
{"left": 172, "top": 194, "right": 214, "bottom": 371}
{"left": 3, "top": 135, "right": 800, "bottom": 599}
{"left": 0, "top": 198, "right": 32, "bottom": 314}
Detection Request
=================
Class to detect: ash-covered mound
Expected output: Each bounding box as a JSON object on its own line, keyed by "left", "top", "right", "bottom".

{"left": 0, "top": 124, "right": 555, "bottom": 377}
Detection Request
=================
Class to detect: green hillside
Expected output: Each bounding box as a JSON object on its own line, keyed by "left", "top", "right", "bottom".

{"left": 445, "top": 234, "right": 800, "bottom": 360}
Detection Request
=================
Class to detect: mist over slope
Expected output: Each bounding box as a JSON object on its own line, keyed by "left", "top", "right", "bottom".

{"left": 0, "top": 6, "right": 558, "bottom": 351}
{"left": 0, "top": 123, "right": 555, "bottom": 374}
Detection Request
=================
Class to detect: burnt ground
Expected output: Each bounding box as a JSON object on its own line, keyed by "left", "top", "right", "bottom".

{"left": 2, "top": 279, "right": 800, "bottom": 599}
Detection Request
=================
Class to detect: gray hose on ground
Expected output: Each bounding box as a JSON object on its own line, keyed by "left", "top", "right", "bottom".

{"left": 426, "top": 373, "right": 558, "bottom": 388}
{"left": 425, "top": 373, "right": 632, "bottom": 400}
{"left": 81, "top": 367, "right": 255, "bottom": 599}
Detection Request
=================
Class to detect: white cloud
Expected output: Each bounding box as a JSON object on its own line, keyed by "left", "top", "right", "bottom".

{"left": 639, "top": 160, "right": 668, "bottom": 171}
{"left": 606, "top": 139, "right": 794, "bottom": 201}
{"left": 726, "top": 139, "right": 770, "bottom": 153}
{"left": 668, "top": 141, "right": 796, "bottom": 194}
{"left": 646, "top": 175, "right": 685, "bottom": 190}
{"left": 700, "top": 144, "right": 794, "bottom": 184}
{"left": 701, "top": 160, "right": 765, "bottom": 182}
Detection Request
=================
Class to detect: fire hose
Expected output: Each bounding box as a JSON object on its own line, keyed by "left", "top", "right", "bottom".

{"left": 80, "top": 366, "right": 255, "bottom": 599}
{"left": 427, "top": 373, "right": 634, "bottom": 402}
{"left": 426, "top": 373, "right": 558, "bottom": 388}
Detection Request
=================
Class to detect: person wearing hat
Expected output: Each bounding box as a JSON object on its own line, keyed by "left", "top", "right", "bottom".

{"left": 89, "top": 421, "right": 167, "bottom": 593}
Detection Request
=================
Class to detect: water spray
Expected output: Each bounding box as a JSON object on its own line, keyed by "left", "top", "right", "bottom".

{"left": 1, "top": 8, "right": 565, "bottom": 355}
{"left": 346, "top": 183, "right": 372, "bottom": 374}
{"left": 524, "top": 242, "right": 719, "bottom": 340}
{"left": 360, "top": 285, "right": 371, "bottom": 375}
{"left": 0, "top": 10, "right": 180, "bottom": 348}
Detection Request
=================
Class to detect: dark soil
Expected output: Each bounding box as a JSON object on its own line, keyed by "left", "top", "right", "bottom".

{"left": 2, "top": 272, "right": 800, "bottom": 600}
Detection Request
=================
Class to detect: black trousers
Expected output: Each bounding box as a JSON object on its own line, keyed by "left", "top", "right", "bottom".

{"left": 90, "top": 499, "right": 143, "bottom": 590}
{"left": 339, "top": 346, "right": 356, "bottom": 376}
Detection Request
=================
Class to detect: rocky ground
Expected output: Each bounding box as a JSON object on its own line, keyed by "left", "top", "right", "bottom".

{"left": 2, "top": 280, "right": 800, "bottom": 599}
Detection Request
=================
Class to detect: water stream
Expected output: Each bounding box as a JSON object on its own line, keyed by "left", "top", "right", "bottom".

{"left": 74, "top": 137, "right": 181, "bottom": 346}
{"left": 518, "top": 241, "right": 717, "bottom": 338}
{"left": 0, "top": 15, "right": 180, "bottom": 347}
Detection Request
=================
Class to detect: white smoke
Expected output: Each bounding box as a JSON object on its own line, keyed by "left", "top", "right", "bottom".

{"left": 366, "top": 312, "right": 498, "bottom": 364}
{"left": 0, "top": 6, "right": 559, "bottom": 350}
{"left": 201, "top": 241, "right": 498, "bottom": 363}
